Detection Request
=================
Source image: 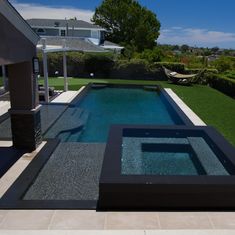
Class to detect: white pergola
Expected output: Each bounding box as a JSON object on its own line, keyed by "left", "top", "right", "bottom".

{"left": 37, "top": 39, "right": 74, "bottom": 103}
{"left": 37, "top": 38, "right": 109, "bottom": 103}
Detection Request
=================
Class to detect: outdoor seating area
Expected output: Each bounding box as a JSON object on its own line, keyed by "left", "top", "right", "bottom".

{"left": 38, "top": 84, "right": 56, "bottom": 101}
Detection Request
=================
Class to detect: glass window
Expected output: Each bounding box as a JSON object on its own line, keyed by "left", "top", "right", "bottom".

{"left": 36, "top": 28, "right": 46, "bottom": 34}
{"left": 60, "top": 30, "right": 66, "bottom": 36}
{"left": 91, "top": 30, "right": 99, "bottom": 38}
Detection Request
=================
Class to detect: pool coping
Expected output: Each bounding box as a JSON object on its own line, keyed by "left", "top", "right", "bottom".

{"left": 164, "top": 88, "right": 206, "bottom": 126}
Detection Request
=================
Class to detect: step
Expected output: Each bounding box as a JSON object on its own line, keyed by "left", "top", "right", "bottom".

{"left": 66, "top": 110, "right": 90, "bottom": 142}
{"left": 188, "top": 137, "right": 229, "bottom": 175}
{"left": 44, "top": 107, "right": 89, "bottom": 142}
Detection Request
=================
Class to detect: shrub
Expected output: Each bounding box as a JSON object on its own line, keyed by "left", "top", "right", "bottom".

{"left": 212, "top": 56, "right": 233, "bottom": 73}
{"left": 137, "top": 47, "right": 164, "bottom": 63}
{"left": 206, "top": 73, "right": 235, "bottom": 98}
{"left": 84, "top": 54, "right": 114, "bottom": 77}
{"left": 111, "top": 59, "right": 154, "bottom": 79}
{"left": 153, "top": 62, "right": 185, "bottom": 73}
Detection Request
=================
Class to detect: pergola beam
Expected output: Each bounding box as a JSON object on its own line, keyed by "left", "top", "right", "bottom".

{"left": 63, "top": 40, "right": 68, "bottom": 92}
{"left": 42, "top": 39, "right": 49, "bottom": 103}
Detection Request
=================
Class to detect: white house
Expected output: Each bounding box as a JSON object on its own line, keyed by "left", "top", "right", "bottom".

{"left": 27, "top": 18, "right": 123, "bottom": 52}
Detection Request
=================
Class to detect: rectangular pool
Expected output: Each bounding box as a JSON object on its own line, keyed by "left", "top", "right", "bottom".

{"left": 45, "top": 85, "right": 191, "bottom": 142}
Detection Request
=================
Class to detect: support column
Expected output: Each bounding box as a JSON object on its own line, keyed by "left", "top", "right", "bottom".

{"left": 2, "top": 65, "right": 8, "bottom": 91}
{"left": 8, "top": 61, "right": 42, "bottom": 151}
{"left": 42, "top": 39, "right": 49, "bottom": 103}
{"left": 63, "top": 40, "right": 68, "bottom": 92}
{"left": 63, "top": 51, "right": 68, "bottom": 92}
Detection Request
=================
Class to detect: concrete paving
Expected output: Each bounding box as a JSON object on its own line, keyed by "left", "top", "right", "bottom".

{"left": 0, "top": 101, "right": 10, "bottom": 117}
{"left": 51, "top": 86, "right": 85, "bottom": 104}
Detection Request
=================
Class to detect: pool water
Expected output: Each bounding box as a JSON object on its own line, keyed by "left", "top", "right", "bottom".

{"left": 45, "top": 87, "right": 183, "bottom": 142}
{"left": 121, "top": 137, "right": 230, "bottom": 176}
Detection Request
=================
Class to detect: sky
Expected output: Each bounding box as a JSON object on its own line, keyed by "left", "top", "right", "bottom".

{"left": 10, "top": 0, "right": 235, "bottom": 49}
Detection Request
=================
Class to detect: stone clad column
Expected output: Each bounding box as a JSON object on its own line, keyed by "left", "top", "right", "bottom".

{"left": 8, "top": 60, "right": 42, "bottom": 150}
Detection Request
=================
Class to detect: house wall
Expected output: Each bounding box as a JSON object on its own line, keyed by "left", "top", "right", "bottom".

{"left": 31, "top": 26, "right": 102, "bottom": 39}
{"left": 32, "top": 27, "right": 59, "bottom": 36}
{"left": 68, "top": 29, "right": 91, "bottom": 38}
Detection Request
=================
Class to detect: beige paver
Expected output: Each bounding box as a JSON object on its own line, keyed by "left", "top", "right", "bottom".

{"left": 105, "top": 212, "right": 160, "bottom": 230}
{"left": 0, "top": 101, "right": 10, "bottom": 117}
{"left": 49, "top": 210, "right": 106, "bottom": 230}
{"left": 208, "top": 212, "right": 235, "bottom": 229}
{"left": 51, "top": 86, "right": 85, "bottom": 104}
{"left": 0, "top": 211, "right": 8, "bottom": 225}
{"left": 0, "top": 141, "right": 46, "bottom": 198}
{"left": 0, "top": 210, "right": 54, "bottom": 230}
{"left": 146, "top": 230, "right": 235, "bottom": 235}
{"left": 0, "top": 230, "right": 145, "bottom": 235}
{"left": 0, "top": 141, "right": 12, "bottom": 147}
{"left": 158, "top": 212, "right": 213, "bottom": 229}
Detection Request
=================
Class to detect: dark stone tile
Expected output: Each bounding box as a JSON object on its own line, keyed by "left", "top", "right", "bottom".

{"left": 24, "top": 143, "right": 106, "bottom": 200}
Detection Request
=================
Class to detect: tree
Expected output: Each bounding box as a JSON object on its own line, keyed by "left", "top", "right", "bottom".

{"left": 92, "top": 0, "right": 161, "bottom": 52}
{"left": 211, "top": 47, "right": 220, "bottom": 54}
{"left": 213, "top": 56, "right": 232, "bottom": 73}
{"left": 138, "top": 47, "right": 163, "bottom": 63}
{"left": 181, "top": 44, "right": 190, "bottom": 53}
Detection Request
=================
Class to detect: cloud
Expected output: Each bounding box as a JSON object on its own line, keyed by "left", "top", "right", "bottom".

{"left": 158, "top": 26, "right": 235, "bottom": 48}
{"left": 10, "top": 1, "right": 94, "bottom": 22}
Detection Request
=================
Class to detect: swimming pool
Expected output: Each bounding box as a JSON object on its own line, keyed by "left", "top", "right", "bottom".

{"left": 45, "top": 85, "right": 191, "bottom": 142}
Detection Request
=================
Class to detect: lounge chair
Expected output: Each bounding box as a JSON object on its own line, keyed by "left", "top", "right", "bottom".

{"left": 163, "top": 67, "right": 204, "bottom": 85}
{"left": 38, "top": 85, "right": 55, "bottom": 101}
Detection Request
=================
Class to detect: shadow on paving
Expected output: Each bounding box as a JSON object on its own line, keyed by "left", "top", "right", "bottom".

{"left": 0, "top": 104, "right": 68, "bottom": 139}
{"left": 0, "top": 146, "right": 26, "bottom": 178}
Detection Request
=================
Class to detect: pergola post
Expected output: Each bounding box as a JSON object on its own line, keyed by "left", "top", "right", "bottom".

{"left": 63, "top": 40, "right": 68, "bottom": 92}
{"left": 2, "top": 65, "right": 8, "bottom": 91}
{"left": 8, "top": 61, "right": 42, "bottom": 150}
{"left": 42, "top": 39, "right": 49, "bottom": 103}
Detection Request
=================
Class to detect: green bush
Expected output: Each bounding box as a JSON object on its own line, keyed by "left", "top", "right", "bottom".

{"left": 38, "top": 52, "right": 115, "bottom": 78}
{"left": 212, "top": 56, "right": 233, "bottom": 73}
{"left": 84, "top": 54, "right": 114, "bottom": 77}
{"left": 222, "top": 70, "right": 235, "bottom": 80}
{"left": 38, "top": 52, "right": 191, "bottom": 80}
{"left": 111, "top": 59, "right": 154, "bottom": 79}
{"left": 153, "top": 62, "right": 185, "bottom": 73}
{"left": 136, "top": 47, "right": 164, "bottom": 63}
{"left": 206, "top": 73, "right": 235, "bottom": 97}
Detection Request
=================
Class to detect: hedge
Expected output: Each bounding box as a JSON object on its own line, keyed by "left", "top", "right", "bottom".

{"left": 37, "top": 52, "right": 188, "bottom": 80}
{"left": 206, "top": 73, "right": 235, "bottom": 98}
{"left": 153, "top": 62, "right": 185, "bottom": 73}
{"left": 110, "top": 59, "right": 156, "bottom": 79}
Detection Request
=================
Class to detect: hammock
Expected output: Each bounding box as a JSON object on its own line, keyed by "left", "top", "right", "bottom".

{"left": 163, "top": 67, "right": 204, "bottom": 85}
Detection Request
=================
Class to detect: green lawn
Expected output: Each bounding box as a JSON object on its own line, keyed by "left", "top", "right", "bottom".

{"left": 39, "top": 77, "right": 235, "bottom": 146}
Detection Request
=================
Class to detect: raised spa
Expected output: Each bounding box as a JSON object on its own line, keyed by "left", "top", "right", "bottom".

{"left": 99, "top": 126, "right": 235, "bottom": 210}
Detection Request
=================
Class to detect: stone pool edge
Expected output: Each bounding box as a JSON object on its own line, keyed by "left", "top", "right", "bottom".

{"left": 164, "top": 88, "right": 206, "bottom": 126}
